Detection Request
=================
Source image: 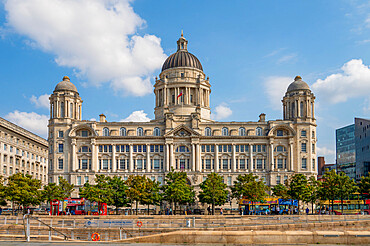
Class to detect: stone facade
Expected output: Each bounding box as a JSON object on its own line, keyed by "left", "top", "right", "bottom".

{"left": 0, "top": 117, "right": 48, "bottom": 184}
{"left": 48, "top": 34, "right": 317, "bottom": 196}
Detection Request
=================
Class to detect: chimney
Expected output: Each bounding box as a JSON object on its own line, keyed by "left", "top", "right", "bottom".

{"left": 99, "top": 114, "right": 106, "bottom": 122}
{"left": 318, "top": 156, "right": 325, "bottom": 176}
{"left": 259, "top": 113, "right": 266, "bottom": 122}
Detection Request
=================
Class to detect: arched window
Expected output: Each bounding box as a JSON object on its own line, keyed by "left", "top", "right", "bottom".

{"left": 176, "top": 146, "right": 189, "bottom": 152}
{"left": 222, "top": 127, "right": 229, "bottom": 136}
{"left": 256, "top": 127, "right": 262, "bottom": 136}
{"left": 69, "top": 103, "right": 73, "bottom": 118}
{"left": 103, "top": 127, "right": 109, "bottom": 136}
{"left": 60, "top": 102, "right": 65, "bottom": 118}
{"left": 120, "top": 127, "right": 126, "bottom": 136}
{"left": 300, "top": 101, "right": 304, "bottom": 117}
{"left": 292, "top": 102, "right": 295, "bottom": 118}
{"left": 205, "top": 127, "right": 212, "bottom": 136}
{"left": 137, "top": 127, "right": 143, "bottom": 136}
{"left": 239, "top": 127, "right": 246, "bottom": 136}
{"left": 153, "top": 127, "right": 161, "bottom": 136}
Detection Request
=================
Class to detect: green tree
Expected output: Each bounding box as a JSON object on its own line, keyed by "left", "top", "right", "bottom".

{"left": 287, "top": 174, "right": 311, "bottom": 214}
{"left": 319, "top": 169, "right": 339, "bottom": 214}
{"left": 126, "top": 175, "right": 149, "bottom": 215}
{"left": 0, "top": 176, "right": 8, "bottom": 206}
{"left": 336, "top": 172, "right": 358, "bottom": 214}
{"left": 141, "top": 178, "right": 162, "bottom": 215}
{"left": 359, "top": 173, "right": 370, "bottom": 195}
{"left": 162, "top": 169, "right": 195, "bottom": 215}
{"left": 107, "top": 176, "right": 129, "bottom": 215}
{"left": 41, "top": 182, "right": 63, "bottom": 214}
{"left": 79, "top": 174, "right": 112, "bottom": 214}
{"left": 231, "top": 173, "right": 269, "bottom": 212}
{"left": 304, "top": 176, "right": 321, "bottom": 214}
{"left": 198, "top": 172, "right": 228, "bottom": 215}
{"left": 5, "top": 173, "right": 42, "bottom": 214}
{"left": 271, "top": 184, "right": 289, "bottom": 199}
{"left": 58, "top": 177, "right": 74, "bottom": 199}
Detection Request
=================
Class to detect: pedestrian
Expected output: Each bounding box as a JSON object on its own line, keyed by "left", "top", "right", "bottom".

{"left": 220, "top": 208, "right": 223, "bottom": 215}
{"left": 207, "top": 206, "right": 211, "bottom": 215}
{"left": 306, "top": 207, "right": 309, "bottom": 215}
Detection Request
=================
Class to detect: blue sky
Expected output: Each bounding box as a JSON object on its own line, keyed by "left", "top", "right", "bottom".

{"left": 1, "top": 0, "right": 370, "bottom": 163}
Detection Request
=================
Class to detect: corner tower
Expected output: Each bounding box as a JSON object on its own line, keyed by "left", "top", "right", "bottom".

{"left": 154, "top": 32, "right": 211, "bottom": 121}
{"left": 282, "top": 76, "right": 315, "bottom": 122}
{"left": 48, "top": 76, "right": 82, "bottom": 183}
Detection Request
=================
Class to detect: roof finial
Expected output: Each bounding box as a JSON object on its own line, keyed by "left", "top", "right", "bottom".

{"left": 181, "top": 30, "right": 183, "bottom": 37}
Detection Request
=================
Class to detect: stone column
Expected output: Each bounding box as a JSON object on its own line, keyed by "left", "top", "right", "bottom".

{"left": 91, "top": 141, "right": 97, "bottom": 172}
{"left": 146, "top": 144, "right": 151, "bottom": 173}
{"left": 289, "top": 142, "right": 293, "bottom": 171}
{"left": 71, "top": 141, "right": 76, "bottom": 172}
{"left": 191, "top": 144, "right": 196, "bottom": 171}
{"left": 270, "top": 143, "right": 274, "bottom": 171}
{"left": 196, "top": 144, "right": 200, "bottom": 172}
{"left": 214, "top": 144, "right": 219, "bottom": 172}
{"left": 249, "top": 144, "right": 253, "bottom": 172}
{"left": 170, "top": 144, "right": 174, "bottom": 170}
{"left": 112, "top": 144, "right": 116, "bottom": 173}
{"left": 164, "top": 86, "right": 167, "bottom": 105}
{"left": 232, "top": 144, "right": 236, "bottom": 172}
{"left": 129, "top": 144, "right": 133, "bottom": 172}
{"left": 165, "top": 144, "right": 170, "bottom": 172}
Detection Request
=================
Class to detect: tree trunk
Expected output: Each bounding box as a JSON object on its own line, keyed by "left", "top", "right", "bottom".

{"left": 116, "top": 205, "right": 119, "bottom": 215}
{"left": 311, "top": 201, "right": 314, "bottom": 215}
{"left": 297, "top": 200, "right": 300, "bottom": 215}
{"left": 148, "top": 204, "right": 150, "bottom": 215}
{"left": 341, "top": 198, "right": 344, "bottom": 215}
{"left": 331, "top": 200, "right": 334, "bottom": 215}
{"left": 136, "top": 201, "right": 138, "bottom": 215}
{"left": 212, "top": 198, "right": 215, "bottom": 215}
{"left": 173, "top": 202, "right": 176, "bottom": 215}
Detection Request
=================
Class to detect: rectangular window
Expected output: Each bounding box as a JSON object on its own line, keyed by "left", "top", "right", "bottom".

{"left": 284, "top": 176, "right": 288, "bottom": 184}
{"left": 58, "top": 144, "right": 64, "bottom": 153}
{"left": 202, "top": 145, "right": 205, "bottom": 152}
{"left": 58, "top": 159, "right": 63, "bottom": 169}
{"left": 223, "top": 159, "right": 229, "bottom": 169}
{"left": 228, "top": 145, "right": 232, "bottom": 152}
{"left": 136, "top": 159, "right": 143, "bottom": 169}
{"left": 277, "top": 130, "right": 284, "bottom": 136}
{"left": 10, "top": 146, "right": 13, "bottom": 152}
{"left": 276, "top": 176, "right": 281, "bottom": 185}
{"left": 257, "top": 159, "right": 263, "bottom": 169}
{"left": 157, "top": 176, "right": 163, "bottom": 185}
{"left": 312, "top": 159, "right": 315, "bottom": 170}
{"left": 205, "top": 159, "right": 211, "bottom": 170}
{"left": 301, "top": 130, "right": 307, "bottom": 137}
{"left": 58, "top": 131, "right": 64, "bottom": 138}
{"left": 153, "top": 159, "right": 160, "bottom": 170}
{"left": 277, "top": 159, "right": 283, "bottom": 169}
{"left": 119, "top": 159, "right": 126, "bottom": 169}
{"left": 102, "top": 159, "right": 109, "bottom": 169}
{"left": 77, "top": 176, "right": 81, "bottom": 185}
{"left": 312, "top": 143, "right": 315, "bottom": 153}
{"left": 312, "top": 131, "right": 315, "bottom": 138}
{"left": 3, "top": 166, "right": 6, "bottom": 175}
{"left": 81, "top": 130, "right": 88, "bottom": 137}
{"left": 81, "top": 159, "right": 88, "bottom": 169}
{"left": 3, "top": 155, "right": 6, "bottom": 163}
{"left": 84, "top": 176, "right": 89, "bottom": 184}
{"left": 3, "top": 144, "right": 6, "bottom": 151}
{"left": 239, "top": 159, "right": 245, "bottom": 169}
{"left": 302, "top": 158, "right": 307, "bottom": 169}
{"left": 301, "top": 143, "right": 306, "bottom": 152}
{"left": 223, "top": 145, "right": 227, "bottom": 152}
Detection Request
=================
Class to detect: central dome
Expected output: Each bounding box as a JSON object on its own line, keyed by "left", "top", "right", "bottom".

{"left": 161, "top": 33, "right": 203, "bottom": 72}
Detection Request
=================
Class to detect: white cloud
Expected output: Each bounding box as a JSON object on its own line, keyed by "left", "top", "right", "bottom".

{"left": 120, "top": 110, "right": 150, "bottom": 122}
{"left": 212, "top": 104, "right": 232, "bottom": 120}
{"left": 5, "top": 110, "right": 48, "bottom": 138}
{"left": 264, "top": 76, "right": 292, "bottom": 110}
{"left": 90, "top": 118, "right": 97, "bottom": 122}
{"left": 312, "top": 59, "right": 370, "bottom": 104}
{"left": 4, "top": 0, "right": 167, "bottom": 96}
{"left": 317, "top": 146, "right": 335, "bottom": 156}
{"left": 277, "top": 53, "right": 297, "bottom": 64}
{"left": 30, "top": 94, "right": 50, "bottom": 109}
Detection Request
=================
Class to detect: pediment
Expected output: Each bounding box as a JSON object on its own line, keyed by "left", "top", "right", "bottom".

{"left": 164, "top": 124, "right": 201, "bottom": 137}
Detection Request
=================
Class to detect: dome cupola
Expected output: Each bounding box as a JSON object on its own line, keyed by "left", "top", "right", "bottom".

{"left": 286, "top": 76, "right": 310, "bottom": 92}
{"left": 54, "top": 76, "right": 78, "bottom": 93}
{"left": 161, "top": 31, "right": 203, "bottom": 72}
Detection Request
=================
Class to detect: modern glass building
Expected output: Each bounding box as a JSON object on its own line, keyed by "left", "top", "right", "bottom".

{"left": 336, "top": 124, "right": 356, "bottom": 180}
{"left": 355, "top": 118, "right": 370, "bottom": 181}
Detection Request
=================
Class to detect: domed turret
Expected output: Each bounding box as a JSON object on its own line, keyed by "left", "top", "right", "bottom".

{"left": 286, "top": 76, "right": 310, "bottom": 92}
{"left": 282, "top": 76, "right": 315, "bottom": 121}
{"left": 54, "top": 76, "right": 78, "bottom": 93}
{"left": 161, "top": 32, "right": 203, "bottom": 72}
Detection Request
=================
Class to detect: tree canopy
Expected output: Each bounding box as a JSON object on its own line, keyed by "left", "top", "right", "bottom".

{"left": 198, "top": 172, "right": 228, "bottom": 215}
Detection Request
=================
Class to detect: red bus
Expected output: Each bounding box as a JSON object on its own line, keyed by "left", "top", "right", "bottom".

{"left": 50, "top": 198, "right": 107, "bottom": 215}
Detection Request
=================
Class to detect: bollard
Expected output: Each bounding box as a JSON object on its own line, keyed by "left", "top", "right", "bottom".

{"left": 16, "top": 217, "right": 18, "bottom": 225}
{"left": 119, "top": 228, "right": 122, "bottom": 240}
{"left": 186, "top": 219, "right": 191, "bottom": 228}
{"left": 193, "top": 217, "right": 195, "bottom": 228}
{"left": 49, "top": 228, "right": 51, "bottom": 241}
{"left": 4, "top": 217, "right": 6, "bottom": 225}
{"left": 71, "top": 231, "right": 74, "bottom": 240}
{"left": 124, "top": 232, "right": 127, "bottom": 239}
{"left": 73, "top": 219, "right": 75, "bottom": 228}
{"left": 26, "top": 216, "right": 30, "bottom": 242}
{"left": 62, "top": 220, "right": 64, "bottom": 228}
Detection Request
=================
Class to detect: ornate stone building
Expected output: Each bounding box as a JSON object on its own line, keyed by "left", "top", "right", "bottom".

{"left": 48, "top": 34, "right": 317, "bottom": 196}
{"left": 0, "top": 117, "right": 48, "bottom": 184}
